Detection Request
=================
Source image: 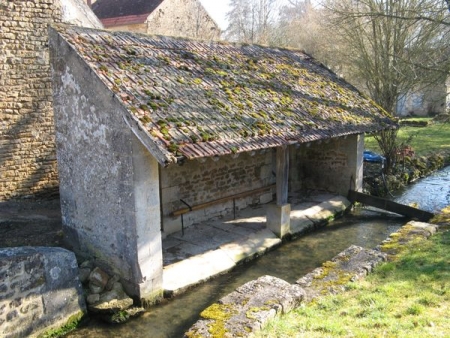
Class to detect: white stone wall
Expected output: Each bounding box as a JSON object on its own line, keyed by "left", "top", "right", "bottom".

{"left": 50, "top": 28, "right": 163, "bottom": 302}
{"left": 396, "top": 84, "right": 447, "bottom": 117}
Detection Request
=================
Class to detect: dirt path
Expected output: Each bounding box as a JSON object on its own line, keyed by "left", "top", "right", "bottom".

{"left": 0, "top": 198, "right": 65, "bottom": 248}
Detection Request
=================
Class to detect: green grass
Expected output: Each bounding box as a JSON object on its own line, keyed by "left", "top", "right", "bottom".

{"left": 365, "top": 119, "right": 450, "bottom": 156}
{"left": 255, "top": 221, "right": 450, "bottom": 338}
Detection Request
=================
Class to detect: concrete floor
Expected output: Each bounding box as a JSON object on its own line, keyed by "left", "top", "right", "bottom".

{"left": 162, "top": 192, "right": 351, "bottom": 295}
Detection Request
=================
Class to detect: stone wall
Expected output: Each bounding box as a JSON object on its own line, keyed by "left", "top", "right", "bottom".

{"left": 161, "top": 150, "right": 275, "bottom": 234}
{"left": 50, "top": 27, "right": 163, "bottom": 302}
{"left": 290, "top": 135, "right": 364, "bottom": 196}
{"left": 146, "top": 0, "right": 221, "bottom": 40}
{"left": 0, "top": 247, "right": 85, "bottom": 338}
{"left": 0, "top": 0, "right": 101, "bottom": 201}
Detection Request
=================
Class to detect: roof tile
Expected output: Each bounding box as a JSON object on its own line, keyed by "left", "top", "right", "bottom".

{"left": 53, "top": 25, "right": 397, "bottom": 165}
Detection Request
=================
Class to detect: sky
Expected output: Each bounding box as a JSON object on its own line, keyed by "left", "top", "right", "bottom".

{"left": 198, "top": 0, "right": 232, "bottom": 30}
{"left": 199, "top": 0, "right": 315, "bottom": 31}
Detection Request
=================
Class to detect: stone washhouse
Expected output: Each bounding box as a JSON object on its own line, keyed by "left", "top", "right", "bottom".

{"left": 49, "top": 25, "right": 397, "bottom": 304}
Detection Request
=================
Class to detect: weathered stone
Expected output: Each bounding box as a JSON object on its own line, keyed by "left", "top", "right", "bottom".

{"left": 296, "top": 245, "right": 387, "bottom": 301}
{"left": 88, "top": 297, "right": 134, "bottom": 314}
{"left": 185, "top": 275, "right": 305, "bottom": 337}
{"left": 0, "top": 247, "right": 86, "bottom": 338}
{"left": 105, "top": 274, "right": 120, "bottom": 291}
{"left": 86, "top": 293, "right": 100, "bottom": 305}
{"left": 88, "top": 267, "right": 110, "bottom": 288}
{"left": 78, "top": 267, "right": 91, "bottom": 284}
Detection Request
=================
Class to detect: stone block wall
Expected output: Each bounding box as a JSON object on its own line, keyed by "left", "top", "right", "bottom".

{"left": 161, "top": 150, "right": 275, "bottom": 234}
{"left": 0, "top": 0, "right": 101, "bottom": 201}
{"left": 146, "top": 0, "right": 221, "bottom": 40}
{"left": 0, "top": 247, "right": 86, "bottom": 338}
{"left": 0, "top": 0, "right": 62, "bottom": 201}
{"left": 290, "top": 135, "right": 363, "bottom": 196}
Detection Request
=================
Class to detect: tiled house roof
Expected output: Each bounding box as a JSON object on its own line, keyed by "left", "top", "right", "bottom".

{"left": 52, "top": 25, "right": 397, "bottom": 166}
{"left": 91, "top": 0, "right": 164, "bottom": 19}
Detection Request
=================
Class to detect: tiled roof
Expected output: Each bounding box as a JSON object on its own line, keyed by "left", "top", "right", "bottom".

{"left": 53, "top": 25, "right": 397, "bottom": 166}
{"left": 91, "top": 0, "right": 163, "bottom": 19}
{"left": 101, "top": 14, "right": 150, "bottom": 28}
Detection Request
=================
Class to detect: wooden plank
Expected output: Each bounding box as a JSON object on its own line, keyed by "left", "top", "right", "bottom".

{"left": 171, "top": 184, "right": 276, "bottom": 216}
{"left": 276, "top": 146, "right": 289, "bottom": 206}
{"left": 348, "top": 190, "right": 434, "bottom": 222}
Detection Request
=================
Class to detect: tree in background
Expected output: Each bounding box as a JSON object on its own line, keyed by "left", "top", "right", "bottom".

{"left": 321, "top": 0, "right": 449, "bottom": 114}
{"left": 225, "top": 0, "right": 281, "bottom": 44}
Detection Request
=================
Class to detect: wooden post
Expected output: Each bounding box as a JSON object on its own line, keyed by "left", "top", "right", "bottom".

{"left": 276, "top": 146, "right": 289, "bottom": 206}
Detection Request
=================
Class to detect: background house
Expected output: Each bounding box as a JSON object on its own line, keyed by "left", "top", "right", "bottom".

{"left": 396, "top": 80, "right": 449, "bottom": 117}
{"left": 89, "top": 0, "right": 221, "bottom": 40}
{"left": 49, "top": 24, "right": 397, "bottom": 303}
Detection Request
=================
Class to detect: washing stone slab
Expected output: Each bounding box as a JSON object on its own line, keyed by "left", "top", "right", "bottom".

{"left": 163, "top": 249, "right": 236, "bottom": 296}
{"left": 220, "top": 228, "right": 282, "bottom": 263}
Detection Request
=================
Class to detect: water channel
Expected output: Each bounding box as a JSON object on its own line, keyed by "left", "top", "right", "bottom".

{"left": 68, "top": 166, "right": 449, "bottom": 338}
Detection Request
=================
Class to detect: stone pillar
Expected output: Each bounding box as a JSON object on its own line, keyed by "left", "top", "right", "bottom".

{"left": 267, "top": 146, "right": 291, "bottom": 238}
{"left": 348, "top": 134, "right": 364, "bottom": 192}
{"left": 130, "top": 136, "right": 163, "bottom": 305}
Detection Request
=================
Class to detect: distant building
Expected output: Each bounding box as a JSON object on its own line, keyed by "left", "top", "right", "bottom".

{"left": 396, "top": 79, "right": 449, "bottom": 116}
{"left": 88, "top": 0, "right": 221, "bottom": 40}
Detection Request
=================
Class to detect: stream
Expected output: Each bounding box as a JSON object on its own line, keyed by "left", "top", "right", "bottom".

{"left": 67, "top": 166, "right": 449, "bottom": 338}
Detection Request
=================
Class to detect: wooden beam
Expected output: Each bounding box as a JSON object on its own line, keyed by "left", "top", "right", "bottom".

{"left": 276, "top": 146, "right": 289, "bottom": 206}
{"left": 171, "top": 184, "right": 276, "bottom": 216}
{"left": 348, "top": 190, "right": 434, "bottom": 222}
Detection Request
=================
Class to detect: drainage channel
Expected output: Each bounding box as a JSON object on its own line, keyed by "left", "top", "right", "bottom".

{"left": 67, "top": 210, "right": 405, "bottom": 338}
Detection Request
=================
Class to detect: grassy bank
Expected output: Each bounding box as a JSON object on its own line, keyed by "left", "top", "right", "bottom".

{"left": 365, "top": 118, "right": 450, "bottom": 157}
{"left": 363, "top": 118, "right": 449, "bottom": 195}
{"left": 256, "top": 118, "right": 450, "bottom": 336}
{"left": 255, "top": 211, "right": 450, "bottom": 337}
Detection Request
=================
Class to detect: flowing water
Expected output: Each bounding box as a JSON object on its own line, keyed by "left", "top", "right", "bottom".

{"left": 68, "top": 166, "right": 449, "bottom": 338}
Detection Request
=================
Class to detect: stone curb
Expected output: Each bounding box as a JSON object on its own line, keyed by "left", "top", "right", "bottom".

{"left": 184, "top": 220, "right": 439, "bottom": 338}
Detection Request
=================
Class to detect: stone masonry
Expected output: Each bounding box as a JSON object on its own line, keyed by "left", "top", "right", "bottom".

{"left": 161, "top": 150, "right": 275, "bottom": 234}
{"left": 146, "top": 0, "right": 220, "bottom": 40}
{"left": 0, "top": 0, "right": 101, "bottom": 201}
{"left": 0, "top": 247, "right": 86, "bottom": 338}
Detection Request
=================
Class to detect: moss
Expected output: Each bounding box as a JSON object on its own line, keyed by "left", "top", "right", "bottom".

{"left": 190, "top": 134, "right": 198, "bottom": 143}
{"left": 314, "top": 261, "right": 337, "bottom": 280}
{"left": 38, "top": 311, "right": 85, "bottom": 338}
{"left": 139, "top": 115, "right": 151, "bottom": 124}
{"left": 167, "top": 142, "right": 179, "bottom": 153}
{"left": 246, "top": 306, "right": 270, "bottom": 320}
{"left": 200, "top": 303, "right": 237, "bottom": 337}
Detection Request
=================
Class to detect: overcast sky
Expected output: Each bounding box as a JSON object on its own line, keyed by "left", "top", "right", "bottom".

{"left": 198, "top": 0, "right": 232, "bottom": 30}
{"left": 199, "top": 1, "right": 316, "bottom": 30}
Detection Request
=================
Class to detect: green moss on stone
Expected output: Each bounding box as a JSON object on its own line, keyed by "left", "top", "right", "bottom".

{"left": 200, "top": 303, "right": 237, "bottom": 337}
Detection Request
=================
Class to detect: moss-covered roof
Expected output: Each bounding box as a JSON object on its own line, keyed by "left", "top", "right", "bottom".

{"left": 53, "top": 25, "right": 397, "bottom": 165}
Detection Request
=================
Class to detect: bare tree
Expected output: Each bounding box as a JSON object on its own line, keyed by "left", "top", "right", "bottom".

{"left": 321, "top": 0, "right": 450, "bottom": 114}
{"left": 225, "top": 0, "right": 280, "bottom": 44}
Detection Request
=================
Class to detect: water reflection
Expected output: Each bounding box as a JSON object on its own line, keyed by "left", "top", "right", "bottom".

{"left": 393, "top": 166, "right": 450, "bottom": 213}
